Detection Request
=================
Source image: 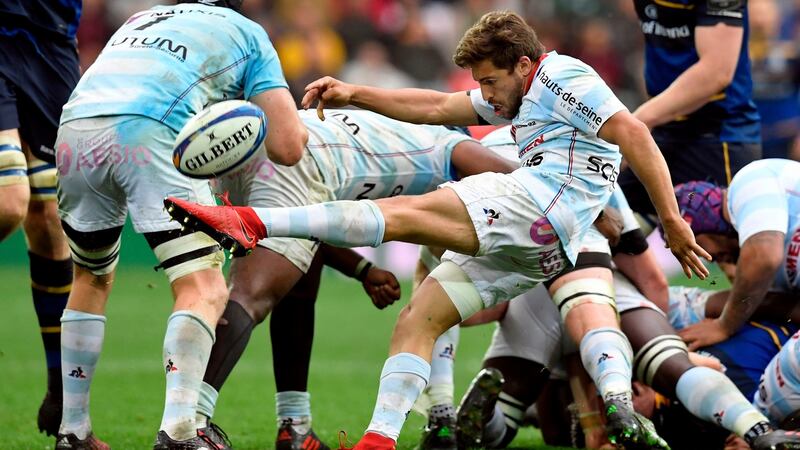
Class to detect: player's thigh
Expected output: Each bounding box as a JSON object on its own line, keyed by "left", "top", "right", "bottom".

{"left": 0, "top": 125, "right": 29, "bottom": 237}
{"left": 377, "top": 187, "right": 478, "bottom": 254}
{"left": 228, "top": 244, "right": 306, "bottom": 322}
{"left": 23, "top": 149, "right": 69, "bottom": 258}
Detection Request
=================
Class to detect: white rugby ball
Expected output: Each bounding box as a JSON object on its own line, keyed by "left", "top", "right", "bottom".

{"left": 173, "top": 100, "right": 267, "bottom": 179}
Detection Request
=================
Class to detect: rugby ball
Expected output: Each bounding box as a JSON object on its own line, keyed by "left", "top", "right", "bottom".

{"left": 173, "top": 100, "right": 267, "bottom": 179}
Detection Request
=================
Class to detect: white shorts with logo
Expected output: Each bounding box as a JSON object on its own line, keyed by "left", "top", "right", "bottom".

{"left": 440, "top": 172, "right": 570, "bottom": 309}
{"left": 212, "top": 151, "right": 334, "bottom": 272}
{"left": 56, "top": 116, "right": 214, "bottom": 233}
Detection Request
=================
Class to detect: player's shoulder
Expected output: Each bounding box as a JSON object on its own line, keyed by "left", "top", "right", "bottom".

{"left": 731, "top": 159, "right": 796, "bottom": 190}
{"left": 537, "top": 51, "right": 598, "bottom": 80}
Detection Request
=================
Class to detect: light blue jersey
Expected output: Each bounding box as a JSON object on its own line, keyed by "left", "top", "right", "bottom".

{"left": 470, "top": 51, "right": 627, "bottom": 263}
{"left": 61, "top": 4, "right": 287, "bottom": 133}
{"left": 727, "top": 159, "right": 800, "bottom": 292}
{"left": 302, "top": 109, "right": 473, "bottom": 200}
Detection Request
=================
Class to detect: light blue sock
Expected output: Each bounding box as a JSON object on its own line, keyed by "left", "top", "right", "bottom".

{"left": 579, "top": 327, "right": 633, "bottom": 405}
{"left": 276, "top": 391, "right": 312, "bottom": 433}
{"left": 677, "top": 366, "right": 770, "bottom": 438}
{"left": 60, "top": 309, "right": 106, "bottom": 439}
{"left": 428, "top": 326, "right": 459, "bottom": 408}
{"left": 367, "top": 353, "right": 431, "bottom": 440}
{"left": 159, "top": 311, "right": 215, "bottom": 440}
{"left": 252, "top": 200, "right": 385, "bottom": 247}
{"left": 195, "top": 381, "right": 218, "bottom": 428}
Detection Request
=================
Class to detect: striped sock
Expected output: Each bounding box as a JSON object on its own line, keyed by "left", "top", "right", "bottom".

{"left": 276, "top": 391, "right": 312, "bottom": 434}
{"left": 579, "top": 327, "right": 633, "bottom": 406}
{"left": 29, "top": 253, "right": 72, "bottom": 387}
{"left": 160, "top": 311, "right": 215, "bottom": 440}
{"left": 253, "top": 200, "right": 385, "bottom": 248}
{"left": 60, "top": 309, "right": 106, "bottom": 439}
{"left": 677, "top": 366, "right": 771, "bottom": 440}
{"left": 367, "top": 353, "right": 430, "bottom": 441}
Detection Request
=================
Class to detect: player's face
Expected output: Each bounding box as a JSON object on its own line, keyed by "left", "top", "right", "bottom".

{"left": 472, "top": 58, "right": 531, "bottom": 120}
{"left": 695, "top": 234, "right": 740, "bottom": 265}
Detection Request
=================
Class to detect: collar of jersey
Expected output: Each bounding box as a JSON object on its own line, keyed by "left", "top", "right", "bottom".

{"left": 524, "top": 51, "right": 553, "bottom": 94}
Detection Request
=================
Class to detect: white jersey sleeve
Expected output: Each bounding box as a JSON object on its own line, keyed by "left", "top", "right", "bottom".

{"left": 727, "top": 162, "right": 790, "bottom": 246}
{"left": 468, "top": 89, "right": 512, "bottom": 126}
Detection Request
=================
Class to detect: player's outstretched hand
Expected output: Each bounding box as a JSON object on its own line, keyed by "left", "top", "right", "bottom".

{"left": 362, "top": 266, "right": 401, "bottom": 310}
{"left": 678, "top": 318, "right": 731, "bottom": 351}
{"left": 661, "top": 217, "right": 712, "bottom": 279}
{"left": 302, "top": 77, "right": 356, "bottom": 120}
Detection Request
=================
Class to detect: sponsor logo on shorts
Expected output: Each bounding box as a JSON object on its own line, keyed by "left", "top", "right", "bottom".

{"left": 538, "top": 248, "right": 564, "bottom": 276}
{"left": 483, "top": 208, "right": 501, "bottom": 225}
{"left": 530, "top": 217, "right": 558, "bottom": 245}
{"left": 786, "top": 227, "right": 800, "bottom": 287}
{"left": 56, "top": 142, "right": 153, "bottom": 176}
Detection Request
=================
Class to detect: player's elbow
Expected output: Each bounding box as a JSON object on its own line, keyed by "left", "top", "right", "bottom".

{"left": 266, "top": 127, "right": 308, "bottom": 166}
{"left": 711, "top": 68, "right": 736, "bottom": 93}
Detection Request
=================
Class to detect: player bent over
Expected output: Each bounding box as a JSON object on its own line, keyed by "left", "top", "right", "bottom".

{"left": 0, "top": 0, "right": 82, "bottom": 436}
{"left": 196, "top": 108, "right": 516, "bottom": 449}
{"left": 53, "top": 1, "right": 306, "bottom": 449}
{"left": 166, "top": 11, "right": 710, "bottom": 450}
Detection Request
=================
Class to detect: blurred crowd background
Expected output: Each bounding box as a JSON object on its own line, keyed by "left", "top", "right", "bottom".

{"left": 78, "top": 0, "right": 800, "bottom": 150}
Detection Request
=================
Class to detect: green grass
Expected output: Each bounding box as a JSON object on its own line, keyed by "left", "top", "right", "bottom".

{"left": 0, "top": 265, "right": 562, "bottom": 449}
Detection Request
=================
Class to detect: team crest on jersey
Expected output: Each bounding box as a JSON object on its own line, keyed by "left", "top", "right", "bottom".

{"left": 484, "top": 208, "right": 501, "bottom": 225}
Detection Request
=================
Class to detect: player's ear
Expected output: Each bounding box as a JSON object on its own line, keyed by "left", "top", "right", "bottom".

{"left": 516, "top": 56, "right": 532, "bottom": 77}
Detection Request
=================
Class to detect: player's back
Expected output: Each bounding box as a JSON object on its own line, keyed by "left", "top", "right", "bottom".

{"left": 61, "top": 3, "right": 285, "bottom": 133}
{"left": 728, "top": 159, "right": 800, "bottom": 291}
{"left": 301, "top": 109, "right": 472, "bottom": 200}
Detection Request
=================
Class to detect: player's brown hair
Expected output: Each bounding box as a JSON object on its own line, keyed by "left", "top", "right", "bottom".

{"left": 453, "top": 11, "right": 545, "bottom": 72}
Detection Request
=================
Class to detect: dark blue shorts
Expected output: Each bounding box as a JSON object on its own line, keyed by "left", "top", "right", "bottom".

{"left": 618, "top": 133, "right": 762, "bottom": 216}
{"left": 0, "top": 29, "right": 80, "bottom": 163}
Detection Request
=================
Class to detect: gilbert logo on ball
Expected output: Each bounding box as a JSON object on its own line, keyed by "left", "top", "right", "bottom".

{"left": 173, "top": 100, "right": 267, "bottom": 179}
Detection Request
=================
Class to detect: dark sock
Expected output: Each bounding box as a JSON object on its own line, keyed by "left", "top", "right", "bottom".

{"left": 203, "top": 301, "right": 255, "bottom": 391}
{"left": 29, "top": 252, "right": 72, "bottom": 392}
{"left": 271, "top": 261, "right": 322, "bottom": 392}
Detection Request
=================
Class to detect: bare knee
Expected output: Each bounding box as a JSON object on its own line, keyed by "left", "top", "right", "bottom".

{"left": 24, "top": 200, "right": 70, "bottom": 259}
{"left": 229, "top": 280, "right": 280, "bottom": 323}
{"left": 0, "top": 184, "right": 29, "bottom": 240}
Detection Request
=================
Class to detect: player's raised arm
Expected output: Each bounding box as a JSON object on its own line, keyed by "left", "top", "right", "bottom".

{"left": 598, "top": 110, "right": 712, "bottom": 279}
{"left": 301, "top": 77, "right": 479, "bottom": 126}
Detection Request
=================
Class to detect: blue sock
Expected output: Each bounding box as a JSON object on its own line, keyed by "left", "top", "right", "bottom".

{"left": 677, "top": 366, "right": 770, "bottom": 439}
{"left": 253, "top": 200, "right": 385, "bottom": 247}
{"left": 60, "top": 309, "right": 106, "bottom": 439}
{"left": 579, "top": 327, "right": 633, "bottom": 406}
{"left": 276, "top": 391, "right": 312, "bottom": 433}
{"left": 159, "top": 312, "right": 215, "bottom": 440}
{"left": 195, "top": 382, "right": 218, "bottom": 427}
{"left": 367, "top": 353, "right": 431, "bottom": 440}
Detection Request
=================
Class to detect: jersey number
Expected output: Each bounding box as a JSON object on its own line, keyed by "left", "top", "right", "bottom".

{"left": 331, "top": 113, "right": 360, "bottom": 135}
{"left": 356, "top": 183, "right": 404, "bottom": 200}
{"left": 135, "top": 16, "right": 172, "bottom": 31}
{"left": 523, "top": 152, "right": 544, "bottom": 167}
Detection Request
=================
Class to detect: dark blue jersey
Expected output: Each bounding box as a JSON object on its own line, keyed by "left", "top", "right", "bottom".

{"left": 634, "top": 0, "right": 760, "bottom": 143}
{"left": 700, "top": 321, "right": 797, "bottom": 401}
{"left": 0, "top": 1, "right": 82, "bottom": 40}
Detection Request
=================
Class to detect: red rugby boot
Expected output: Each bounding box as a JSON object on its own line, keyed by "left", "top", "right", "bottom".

{"left": 342, "top": 432, "right": 395, "bottom": 450}
{"left": 164, "top": 195, "right": 266, "bottom": 257}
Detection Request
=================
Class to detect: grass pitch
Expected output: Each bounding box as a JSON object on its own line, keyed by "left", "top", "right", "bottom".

{"left": 1, "top": 262, "right": 563, "bottom": 449}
